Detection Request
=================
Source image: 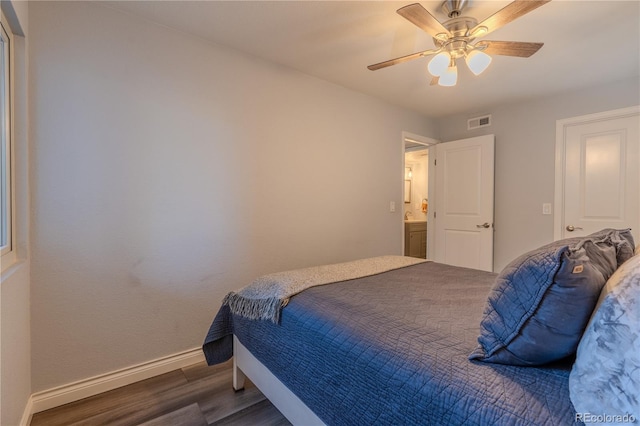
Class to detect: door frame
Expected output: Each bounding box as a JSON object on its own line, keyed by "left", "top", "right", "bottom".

{"left": 401, "top": 131, "right": 439, "bottom": 259}
{"left": 554, "top": 105, "right": 640, "bottom": 241}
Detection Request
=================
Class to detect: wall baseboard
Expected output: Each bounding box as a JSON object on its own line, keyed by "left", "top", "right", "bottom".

{"left": 28, "top": 347, "right": 204, "bottom": 416}
{"left": 19, "top": 395, "right": 34, "bottom": 426}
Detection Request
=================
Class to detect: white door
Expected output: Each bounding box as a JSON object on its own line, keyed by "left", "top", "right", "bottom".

{"left": 555, "top": 106, "right": 640, "bottom": 243}
{"left": 433, "top": 135, "right": 495, "bottom": 272}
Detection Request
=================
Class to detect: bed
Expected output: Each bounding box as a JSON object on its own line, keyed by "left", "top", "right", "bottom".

{"left": 203, "top": 229, "right": 639, "bottom": 425}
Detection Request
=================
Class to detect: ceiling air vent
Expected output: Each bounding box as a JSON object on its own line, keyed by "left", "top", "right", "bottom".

{"left": 468, "top": 114, "right": 492, "bottom": 130}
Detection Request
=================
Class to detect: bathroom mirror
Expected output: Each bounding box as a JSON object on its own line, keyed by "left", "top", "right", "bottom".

{"left": 404, "top": 180, "right": 411, "bottom": 203}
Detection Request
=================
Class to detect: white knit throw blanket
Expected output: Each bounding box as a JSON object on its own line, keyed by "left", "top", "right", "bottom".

{"left": 223, "top": 255, "right": 428, "bottom": 323}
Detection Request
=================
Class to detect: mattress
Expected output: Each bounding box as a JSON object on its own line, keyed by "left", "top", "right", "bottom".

{"left": 203, "top": 261, "right": 579, "bottom": 425}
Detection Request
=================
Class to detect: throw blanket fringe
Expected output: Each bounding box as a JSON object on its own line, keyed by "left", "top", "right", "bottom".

{"left": 223, "top": 294, "right": 288, "bottom": 323}
{"left": 223, "top": 255, "right": 427, "bottom": 323}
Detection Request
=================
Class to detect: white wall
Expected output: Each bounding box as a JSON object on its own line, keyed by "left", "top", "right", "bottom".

{"left": 29, "top": 2, "right": 437, "bottom": 392}
{"left": 0, "top": 1, "right": 30, "bottom": 425}
{"left": 438, "top": 77, "right": 640, "bottom": 272}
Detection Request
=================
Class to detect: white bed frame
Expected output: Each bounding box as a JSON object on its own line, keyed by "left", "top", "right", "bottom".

{"left": 232, "top": 335, "right": 325, "bottom": 425}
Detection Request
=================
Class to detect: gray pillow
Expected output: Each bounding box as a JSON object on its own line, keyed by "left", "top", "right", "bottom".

{"left": 587, "top": 228, "right": 636, "bottom": 266}
{"left": 569, "top": 253, "right": 640, "bottom": 419}
{"left": 470, "top": 229, "right": 634, "bottom": 366}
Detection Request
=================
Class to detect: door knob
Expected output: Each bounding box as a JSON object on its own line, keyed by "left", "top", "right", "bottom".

{"left": 476, "top": 222, "right": 491, "bottom": 229}
{"left": 566, "top": 225, "right": 583, "bottom": 232}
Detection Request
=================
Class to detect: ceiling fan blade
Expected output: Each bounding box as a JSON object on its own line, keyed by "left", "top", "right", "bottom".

{"left": 476, "top": 41, "right": 544, "bottom": 57}
{"left": 470, "top": 0, "right": 550, "bottom": 37}
{"left": 397, "top": 3, "right": 451, "bottom": 39}
{"left": 368, "top": 49, "right": 440, "bottom": 71}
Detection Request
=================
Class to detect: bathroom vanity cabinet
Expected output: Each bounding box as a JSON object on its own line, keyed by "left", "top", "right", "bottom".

{"left": 404, "top": 221, "right": 426, "bottom": 259}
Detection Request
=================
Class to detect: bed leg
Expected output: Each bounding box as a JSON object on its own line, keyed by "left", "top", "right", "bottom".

{"left": 233, "top": 356, "right": 246, "bottom": 391}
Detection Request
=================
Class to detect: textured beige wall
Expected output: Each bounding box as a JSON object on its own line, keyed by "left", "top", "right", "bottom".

{"left": 28, "top": 1, "right": 436, "bottom": 392}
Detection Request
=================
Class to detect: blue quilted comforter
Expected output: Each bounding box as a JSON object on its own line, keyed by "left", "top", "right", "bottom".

{"left": 203, "top": 261, "right": 579, "bottom": 425}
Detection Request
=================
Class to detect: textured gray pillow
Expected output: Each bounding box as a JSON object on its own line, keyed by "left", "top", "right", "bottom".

{"left": 567, "top": 228, "right": 635, "bottom": 267}
{"left": 470, "top": 229, "right": 634, "bottom": 366}
{"left": 569, "top": 253, "right": 640, "bottom": 420}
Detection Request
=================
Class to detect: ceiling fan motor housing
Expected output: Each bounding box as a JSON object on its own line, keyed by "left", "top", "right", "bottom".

{"left": 434, "top": 16, "right": 479, "bottom": 58}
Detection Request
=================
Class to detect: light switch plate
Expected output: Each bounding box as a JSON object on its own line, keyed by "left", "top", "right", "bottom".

{"left": 542, "top": 203, "right": 552, "bottom": 215}
{"left": 390, "top": 201, "right": 396, "bottom": 212}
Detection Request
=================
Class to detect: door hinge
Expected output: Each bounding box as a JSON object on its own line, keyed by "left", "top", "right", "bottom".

{"left": 434, "top": 159, "right": 437, "bottom": 166}
{"left": 434, "top": 211, "right": 436, "bottom": 218}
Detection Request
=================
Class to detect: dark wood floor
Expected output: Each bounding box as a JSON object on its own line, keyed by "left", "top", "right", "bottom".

{"left": 30, "top": 359, "right": 291, "bottom": 426}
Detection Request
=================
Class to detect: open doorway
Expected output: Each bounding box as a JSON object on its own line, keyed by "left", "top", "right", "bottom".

{"left": 402, "top": 132, "right": 438, "bottom": 259}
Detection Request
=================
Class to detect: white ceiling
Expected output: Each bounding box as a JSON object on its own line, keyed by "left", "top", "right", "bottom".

{"left": 104, "top": 0, "right": 640, "bottom": 118}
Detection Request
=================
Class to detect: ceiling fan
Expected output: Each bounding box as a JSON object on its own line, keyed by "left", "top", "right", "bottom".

{"left": 368, "top": 0, "right": 550, "bottom": 86}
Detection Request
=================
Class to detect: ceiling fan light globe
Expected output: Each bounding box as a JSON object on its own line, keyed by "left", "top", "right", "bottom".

{"left": 466, "top": 50, "right": 492, "bottom": 76}
{"left": 439, "top": 65, "right": 458, "bottom": 86}
{"left": 427, "top": 52, "right": 450, "bottom": 77}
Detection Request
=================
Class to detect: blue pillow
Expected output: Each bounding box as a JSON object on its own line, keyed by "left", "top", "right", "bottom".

{"left": 470, "top": 229, "right": 634, "bottom": 366}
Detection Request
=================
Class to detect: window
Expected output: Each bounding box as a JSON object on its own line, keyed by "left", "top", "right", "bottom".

{"left": 0, "top": 17, "right": 12, "bottom": 258}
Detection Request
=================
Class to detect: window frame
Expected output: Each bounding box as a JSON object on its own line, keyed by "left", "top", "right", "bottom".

{"left": 0, "top": 14, "right": 14, "bottom": 264}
